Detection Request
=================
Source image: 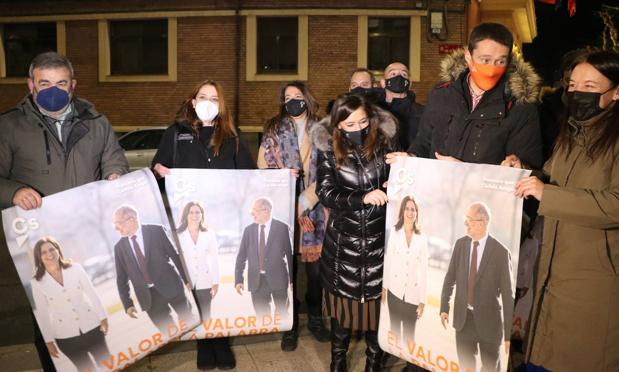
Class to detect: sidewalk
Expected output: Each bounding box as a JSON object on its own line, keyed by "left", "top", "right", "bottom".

{"left": 0, "top": 316, "right": 407, "bottom": 372}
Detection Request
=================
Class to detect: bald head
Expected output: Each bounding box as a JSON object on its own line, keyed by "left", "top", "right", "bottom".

{"left": 383, "top": 62, "right": 409, "bottom": 80}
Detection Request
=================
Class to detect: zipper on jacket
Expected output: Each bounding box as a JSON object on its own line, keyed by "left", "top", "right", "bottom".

{"left": 353, "top": 150, "right": 367, "bottom": 303}
{"left": 43, "top": 130, "right": 51, "bottom": 165}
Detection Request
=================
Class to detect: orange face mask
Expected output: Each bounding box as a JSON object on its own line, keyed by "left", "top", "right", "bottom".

{"left": 469, "top": 62, "right": 506, "bottom": 91}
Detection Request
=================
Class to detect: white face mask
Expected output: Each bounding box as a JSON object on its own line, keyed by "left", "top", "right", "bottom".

{"left": 194, "top": 100, "right": 219, "bottom": 123}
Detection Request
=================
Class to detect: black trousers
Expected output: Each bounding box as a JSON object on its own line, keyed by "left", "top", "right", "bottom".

{"left": 387, "top": 290, "right": 419, "bottom": 343}
{"left": 193, "top": 288, "right": 213, "bottom": 323}
{"left": 33, "top": 314, "right": 56, "bottom": 372}
{"left": 305, "top": 260, "right": 323, "bottom": 317}
{"left": 146, "top": 286, "right": 192, "bottom": 334}
{"left": 250, "top": 274, "right": 289, "bottom": 325}
{"left": 55, "top": 326, "right": 110, "bottom": 371}
{"left": 455, "top": 309, "right": 501, "bottom": 372}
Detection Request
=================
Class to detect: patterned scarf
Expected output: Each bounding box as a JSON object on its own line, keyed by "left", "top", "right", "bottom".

{"left": 262, "top": 116, "right": 326, "bottom": 262}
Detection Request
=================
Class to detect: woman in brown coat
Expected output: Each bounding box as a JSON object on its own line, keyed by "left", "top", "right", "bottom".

{"left": 515, "top": 50, "right": 619, "bottom": 371}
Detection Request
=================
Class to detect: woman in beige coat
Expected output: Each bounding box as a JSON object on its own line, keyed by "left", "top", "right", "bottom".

{"left": 515, "top": 50, "right": 619, "bottom": 372}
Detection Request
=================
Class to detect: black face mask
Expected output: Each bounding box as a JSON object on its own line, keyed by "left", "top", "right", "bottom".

{"left": 567, "top": 87, "right": 615, "bottom": 121}
{"left": 385, "top": 75, "right": 410, "bottom": 94}
{"left": 285, "top": 99, "right": 307, "bottom": 117}
{"left": 341, "top": 125, "right": 370, "bottom": 146}
{"left": 350, "top": 86, "right": 371, "bottom": 96}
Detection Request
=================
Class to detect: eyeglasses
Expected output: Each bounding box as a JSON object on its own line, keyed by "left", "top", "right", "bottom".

{"left": 465, "top": 216, "right": 484, "bottom": 222}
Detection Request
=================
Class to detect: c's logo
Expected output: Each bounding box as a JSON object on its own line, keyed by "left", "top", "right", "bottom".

{"left": 11, "top": 217, "right": 39, "bottom": 247}
{"left": 173, "top": 178, "right": 196, "bottom": 204}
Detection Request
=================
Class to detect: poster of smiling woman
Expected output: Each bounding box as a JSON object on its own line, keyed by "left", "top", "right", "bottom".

{"left": 2, "top": 169, "right": 199, "bottom": 371}
{"left": 379, "top": 157, "right": 530, "bottom": 372}
{"left": 165, "top": 168, "right": 296, "bottom": 340}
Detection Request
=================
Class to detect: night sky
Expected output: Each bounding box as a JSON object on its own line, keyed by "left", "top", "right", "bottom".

{"left": 523, "top": 0, "right": 613, "bottom": 85}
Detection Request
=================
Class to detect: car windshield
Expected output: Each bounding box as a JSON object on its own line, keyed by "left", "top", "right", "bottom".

{"left": 119, "top": 130, "right": 164, "bottom": 151}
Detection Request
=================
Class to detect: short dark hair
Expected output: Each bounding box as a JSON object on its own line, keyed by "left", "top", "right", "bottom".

{"left": 468, "top": 23, "right": 514, "bottom": 57}
{"left": 350, "top": 68, "right": 376, "bottom": 84}
{"left": 29, "top": 51, "right": 74, "bottom": 79}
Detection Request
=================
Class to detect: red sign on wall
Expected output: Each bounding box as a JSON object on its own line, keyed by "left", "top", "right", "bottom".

{"left": 438, "top": 44, "right": 461, "bottom": 54}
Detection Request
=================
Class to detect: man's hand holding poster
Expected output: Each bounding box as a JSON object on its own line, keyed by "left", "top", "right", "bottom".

{"left": 2, "top": 169, "right": 199, "bottom": 371}
{"left": 165, "top": 169, "right": 296, "bottom": 340}
{"left": 379, "top": 157, "right": 530, "bottom": 372}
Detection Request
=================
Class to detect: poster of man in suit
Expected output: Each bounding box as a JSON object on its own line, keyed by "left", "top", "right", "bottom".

{"left": 378, "top": 157, "right": 530, "bottom": 372}
{"left": 165, "top": 169, "right": 295, "bottom": 340}
{"left": 2, "top": 169, "right": 200, "bottom": 372}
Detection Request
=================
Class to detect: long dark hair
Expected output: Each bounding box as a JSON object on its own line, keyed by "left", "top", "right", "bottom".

{"left": 394, "top": 196, "right": 421, "bottom": 234}
{"left": 175, "top": 80, "right": 238, "bottom": 156}
{"left": 329, "top": 93, "right": 390, "bottom": 166}
{"left": 263, "top": 80, "right": 320, "bottom": 137}
{"left": 33, "top": 236, "right": 72, "bottom": 281}
{"left": 177, "top": 201, "right": 208, "bottom": 233}
{"left": 555, "top": 50, "right": 619, "bottom": 161}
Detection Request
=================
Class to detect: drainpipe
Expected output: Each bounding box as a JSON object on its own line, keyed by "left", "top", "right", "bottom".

{"left": 234, "top": 0, "right": 242, "bottom": 127}
{"left": 466, "top": 0, "right": 481, "bottom": 43}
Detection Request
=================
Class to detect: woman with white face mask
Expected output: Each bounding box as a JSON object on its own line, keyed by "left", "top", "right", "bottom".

{"left": 152, "top": 80, "right": 255, "bottom": 370}
{"left": 152, "top": 80, "right": 254, "bottom": 174}
{"left": 513, "top": 50, "right": 619, "bottom": 372}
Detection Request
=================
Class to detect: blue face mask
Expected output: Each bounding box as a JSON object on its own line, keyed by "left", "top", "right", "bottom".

{"left": 35, "top": 86, "right": 71, "bottom": 112}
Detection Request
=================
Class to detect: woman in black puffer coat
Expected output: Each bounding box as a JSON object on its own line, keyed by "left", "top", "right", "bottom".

{"left": 311, "top": 93, "right": 397, "bottom": 372}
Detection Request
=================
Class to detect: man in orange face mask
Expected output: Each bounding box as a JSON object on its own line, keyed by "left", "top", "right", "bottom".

{"left": 387, "top": 23, "right": 543, "bottom": 171}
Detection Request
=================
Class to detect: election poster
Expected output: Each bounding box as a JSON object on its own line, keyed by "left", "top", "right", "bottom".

{"left": 2, "top": 169, "right": 200, "bottom": 371}
{"left": 165, "top": 169, "right": 296, "bottom": 340}
{"left": 379, "top": 157, "right": 531, "bottom": 372}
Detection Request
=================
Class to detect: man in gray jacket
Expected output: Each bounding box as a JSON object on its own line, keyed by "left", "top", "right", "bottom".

{"left": 0, "top": 52, "right": 128, "bottom": 371}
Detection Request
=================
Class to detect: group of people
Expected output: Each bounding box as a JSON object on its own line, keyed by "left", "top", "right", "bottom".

{"left": 1, "top": 18, "right": 618, "bottom": 372}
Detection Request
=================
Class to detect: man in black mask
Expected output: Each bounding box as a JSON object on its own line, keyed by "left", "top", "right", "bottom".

{"left": 379, "top": 62, "right": 424, "bottom": 150}
{"left": 0, "top": 52, "right": 128, "bottom": 371}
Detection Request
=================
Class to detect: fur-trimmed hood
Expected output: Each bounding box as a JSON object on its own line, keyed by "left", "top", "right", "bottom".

{"left": 310, "top": 106, "right": 398, "bottom": 152}
{"left": 439, "top": 49, "right": 542, "bottom": 104}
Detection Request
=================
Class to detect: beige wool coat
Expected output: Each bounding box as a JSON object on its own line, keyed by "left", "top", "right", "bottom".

{"left": 526, "top": 121, "right": 619, "bottom": 371}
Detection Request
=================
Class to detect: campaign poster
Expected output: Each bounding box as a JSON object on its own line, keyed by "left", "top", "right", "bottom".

{"left": 378, "top": 157, "right": 530, "bottom": 372}
{"left": 2, "top": 169, "right": 200, "bottom": 371}
{"left": 165, "top": 169, "right": 296, "bottom": 340}
{"left": 511, "top": 216, "right": 542, "bottom": 342}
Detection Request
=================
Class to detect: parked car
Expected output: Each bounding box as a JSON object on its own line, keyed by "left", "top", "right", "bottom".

{"left": 117, "top": 127, "right": 166, "bottom": 171}
{"left": 428, "top": 236, "right": 452, "bottom": 269}
{"left": 82, "top": 255, "right": 116, "bottom": 285}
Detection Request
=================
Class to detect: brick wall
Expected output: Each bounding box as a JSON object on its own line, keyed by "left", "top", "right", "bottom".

{"left": 0, "top": 4, "right": 468, "bottom": 129}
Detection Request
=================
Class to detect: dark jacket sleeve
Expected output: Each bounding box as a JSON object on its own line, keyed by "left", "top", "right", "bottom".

{"left": 282, "top": 222, "right": 293, "bottom": 283}
{"left": 114, "top": 243, "right": 134, "bottom": 311}
{"left": 235, "top": 130, "right": 257, "bottom": 169}
{"left": 407, "top": 89, "right": 437, "bottom": 157}
{"left": 505, "top": 104, "right": 543, "bottom": 170}
{"left": 499, "top": 246, "right": 515, "bottom": 341}
{"left": 316, "top": 150, "right": 366, "bottom": 211}
{"left": 440, "top": 240, "right": 459, "bottom": 314}
{"left": 159, "top": 226, "right": 188, "bottom": 284}
{"left": 151, "top": 124, "right": 177, "bottom": 168}
{"left": 235, "top": 226, "right": 250, "bottom": 286}
{"left": 0, "top": 117, "right": 26, "bottom": 208}
{"left": 99, "top": 114, "right": 129, "bottom": 178}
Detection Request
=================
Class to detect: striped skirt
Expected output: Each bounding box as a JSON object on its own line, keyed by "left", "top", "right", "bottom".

{"left": 323, "top": 290, "right": 381, "bottom": 331}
